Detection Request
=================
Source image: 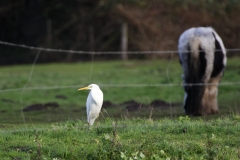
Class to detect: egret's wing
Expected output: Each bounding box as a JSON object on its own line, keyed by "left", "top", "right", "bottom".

{"left": 86, "top": 93, "right": 93, "bottom": 122}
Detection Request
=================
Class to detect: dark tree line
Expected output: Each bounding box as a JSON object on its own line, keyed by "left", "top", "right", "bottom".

{"left": 0, "top": 0, "right": 240, "bottom": 65}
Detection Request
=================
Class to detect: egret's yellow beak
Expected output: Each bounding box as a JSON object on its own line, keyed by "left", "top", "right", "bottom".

{"left": 78, "top": 86, "right": 90, "bottom": 91}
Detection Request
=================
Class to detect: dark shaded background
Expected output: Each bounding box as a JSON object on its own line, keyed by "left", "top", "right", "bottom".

{"left": 0, "top": 0, "right": 240, "bottom": 65}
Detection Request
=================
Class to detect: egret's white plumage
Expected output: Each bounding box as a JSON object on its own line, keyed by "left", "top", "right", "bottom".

{"left": 78, "top": 84, "right": 103, "bottom": 129}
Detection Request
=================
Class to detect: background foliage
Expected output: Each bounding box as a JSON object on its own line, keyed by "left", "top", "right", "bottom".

{"left": 1, "top": 0, "right": 240, "bottom": 64}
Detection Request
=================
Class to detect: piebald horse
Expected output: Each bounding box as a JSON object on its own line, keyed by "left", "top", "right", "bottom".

{"left": 178, "top": 27, "right": 227, "bottom": 115}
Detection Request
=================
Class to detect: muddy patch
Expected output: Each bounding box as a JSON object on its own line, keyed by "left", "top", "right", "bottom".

{"left": 1, "top": 98, "right": 16, "bottom": 103}
{"left": 72, "top": 109, "right": 82, "bottom": 112}
{"left": 120, "top": 100, "right": 147, "bottom": 112}
{"left": 102, "top": 100, "right": 116, "bottom": 108}
{"left": 121, "top": 99, "right": 180, "bottom": 112}
{"left": 101, "top": 99, "right": 179, "bottom": 112}
{"left": 55, "top": 95, "right": 67, "bottom": 100}
{"left": 0, "top": 110, "right": 6, "bottom": 113}
{"left": 23, "top": 102, "right": 59, "bottom": 112}
{"left": 22, "top": 99, "right": 180, "bottom": 113}
{"left": 150, "top": 99, "right": 180, "bottom": 108}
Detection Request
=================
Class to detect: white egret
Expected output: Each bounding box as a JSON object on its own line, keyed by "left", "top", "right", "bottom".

{"left": 78, "top": 84, "right": 103, "bottom": 129}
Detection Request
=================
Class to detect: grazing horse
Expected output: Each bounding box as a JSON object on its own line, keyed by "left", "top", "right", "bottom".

{"left": 178, "top": 27, "right": 227, "bottom": 115}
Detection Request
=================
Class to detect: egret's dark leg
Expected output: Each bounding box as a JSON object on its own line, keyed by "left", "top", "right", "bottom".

{"left": 96, "top": 118, "right": 99, "bottom": 132}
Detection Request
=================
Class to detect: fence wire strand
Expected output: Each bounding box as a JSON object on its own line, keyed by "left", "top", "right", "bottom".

{"left": 1, "top": 41, "right": 240, "bottom": 54}
{"left": 0, "top": 40, "right": 240, "bottom": 94}
{"left": 20, "top": 50, "right": 41, "bottom": 123}
{"left": 0, "top": 82, "right": 240, "bottom": 93}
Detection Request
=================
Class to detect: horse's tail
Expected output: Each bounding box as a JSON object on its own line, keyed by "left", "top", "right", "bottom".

{"left": 185, "top": 36, "right": 206, "bottom": 115}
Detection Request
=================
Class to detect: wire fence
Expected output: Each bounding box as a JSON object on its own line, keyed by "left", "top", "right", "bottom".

{"left": 1, "top": 82, "right": 240, "bottom": 93}
{"left": 0, "top": 41, "right": 240, "bottom": 94}
{"left": 1, "top": 41, "right": 240, "bottom": 54}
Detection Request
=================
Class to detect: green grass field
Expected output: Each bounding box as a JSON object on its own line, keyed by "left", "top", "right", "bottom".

{"left": 0, "top": 117, "right": 240, "bottom": 159}
{"left": 0, "top": 58, "right": 240, "bottom": 123}
{"left": 0, "top": 58, "right": 240, "bottom": 159}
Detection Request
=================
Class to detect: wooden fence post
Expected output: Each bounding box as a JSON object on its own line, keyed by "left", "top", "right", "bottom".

{"left": 121, "top": 22, "right": 128, "bottom": 60}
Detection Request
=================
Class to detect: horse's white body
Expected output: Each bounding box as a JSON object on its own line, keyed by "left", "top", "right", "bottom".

{"left": 178, "top": 27, "right": 227, "bottom": 115}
